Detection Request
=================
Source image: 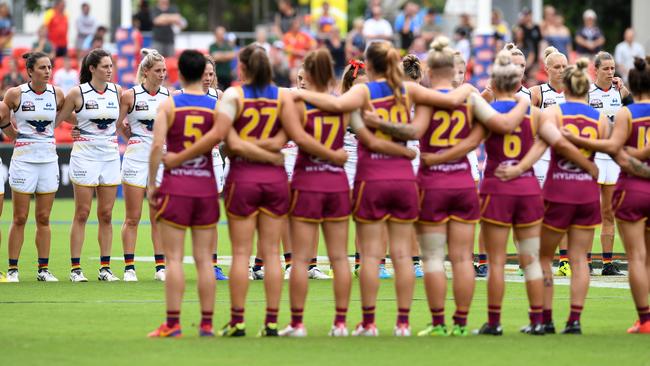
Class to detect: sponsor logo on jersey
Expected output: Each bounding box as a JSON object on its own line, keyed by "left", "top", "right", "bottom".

{"left": 107, "top": 101, "right": 117, "bottom": 109}
{"left": 182, "top": 155, "right": 208, "bottom": 169}
{"left": 589, "top": 99, "right": 604, "bottom": 109}
{"left": 135, "top": 101, "right": 149, "bottom": 111}
{"left": 85, "top": 100, "right": 99, "bottom": 110}
{"left": 44, "top": 102, "right": 55, "bottom": 111}
{"left": 557, "top": 159, "right": 583, "bottom": 173}
{"left": 21, "top": 101, "right": 35, "bottom": 111}
{"left": 543, "top": 99, "right": 557, "bottom": 108}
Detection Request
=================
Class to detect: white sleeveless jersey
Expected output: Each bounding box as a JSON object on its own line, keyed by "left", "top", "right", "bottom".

{"left": 589, "top": 83, "right": 622, "bottom": 160}
{"left": 516, "top": 85, "right": 532, "bottom": 102}
{"left": 124, "top": 84, "right": 170, "bottom": 162}
{"left": 539, "top": 83, "right": 565, "bottom": 160}
{"left": 12, "top": 83, "right": 58, "bottom": 163}
{"left": 72, "top": 82, "right": 120, "bottom": 161}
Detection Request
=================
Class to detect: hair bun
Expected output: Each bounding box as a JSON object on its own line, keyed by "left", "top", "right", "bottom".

{"left": 495, "top": 50, "right": 512, "bottom": 67}
{"left": 430, "top": 36, "right": 450, "bottom": 52}
{"left": 504, "top": 43, "right": 516, "bottom": 51}
{"left": 140, "top": 48, "right": 159, "bottom": 57}
{"left": 22, "top": 52, "right": 31, "bottom": 59}
{"left": 575, "top": 57, "right": 589, "bottom": 70}
{"left": 543, "top": 46, "right": 559, "bottom": 60}
{"left": 402, "top": 54, "right": 419, "bottom": 67}
{"left": 634, "top": 57, "right": 647, "bottom": 72}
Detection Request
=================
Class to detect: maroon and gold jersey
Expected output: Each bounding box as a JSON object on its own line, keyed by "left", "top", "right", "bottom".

{"left": 158, "top": 93, "right": 217, "bottom": 198}
{"left": 481, "top": 100, "right": 540, "bottom": 196}
{"left": 228, "top": 84, "right": 287, "bottom": 183}
{"left": 418, "top": 89, "right": 474, "bottom": 189}
{"left": 543, "top": 102, "right": 601, "bottom": 204}
{"left": 618, "top": 103, "right": 650, "bottom": 192}
{"left": 291, "top": 102, "right": 348, "bottom": 192}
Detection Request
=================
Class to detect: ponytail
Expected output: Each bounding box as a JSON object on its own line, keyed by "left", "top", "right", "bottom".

{"left": 628, "top": 56, "right": 650, "bottom": 96}
{"left": 340, "top": 59, "right": 366, "bottom": 93}
{"left": 562, "top": 58, "right": 591, "bottom": 97}
{"left": 402, "top": 54, "right": 422, "bottom": 82}
{"left": 239, "top": 44, "right": 272, "bottom": 88}
{"left": 365, "top": 41, "right": 405, "bottom": 107}
{"left": 303, "top": 48, "right": 335, "bottom": 91}
{"left": 80, "top": 48, "right": 112, "bottom": 84}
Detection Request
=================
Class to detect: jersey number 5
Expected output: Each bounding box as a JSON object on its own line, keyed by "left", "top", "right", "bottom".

{"left": 183, "top": 115, "right": 205, "bottom": 149}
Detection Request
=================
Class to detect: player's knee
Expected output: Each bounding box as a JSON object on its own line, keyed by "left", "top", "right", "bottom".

{"left": 123, "top": 216, "right": 140, "bottom": 228}
{"left": 97, "top": 209, "right": 113, "bottom": 224}
{"left": 519, "top": 237, "right": 542, "bottom": 281}
{"left": 35, "top": 212, "right": 50, "bottom": 227}
{"left": 74, "top": 207, "right": 91, "bottom": 223}
{"left": 419, "top": 233, "right": 446, "bottom": 273}
{"left": 12, "top": 213, "right": 28, "bottom": 226}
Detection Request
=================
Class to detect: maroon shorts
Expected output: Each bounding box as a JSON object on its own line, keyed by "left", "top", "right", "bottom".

{"left": 224, "top": 181, "right": 290, "bottom": 218}
{"left": 155, "top": 193, "right": 220, "bottom": 228}
{"left": 419, "top": 188, "right": 480, "bottom": 224}
{"left": 542, "top": 200, "right": 602, "bottom": 232}
{"left": 353, "top": 180, "right": 419, "bottom": 223}
{"left": 290, "top": 189, "right": 351, "bottom": 222}
{"left": 480, "top": 194, "right": 544, "bottom": 227}
{"left": 613, "top": 189, "right": 650, "bottom": 225}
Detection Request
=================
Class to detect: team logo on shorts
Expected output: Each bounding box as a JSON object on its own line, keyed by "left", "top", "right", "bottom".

{"left": 26, "top": 120, "right": 52, "bottom": 133}
{"left": 85, "top": 100, "right": 99, "bottom": 110}
{"left": 135, "top": 101, "right": 149, "bottom": 111}
{"left": 589, "top": 99, "right": 604, "bottom": 109}
{"left": 21, "top": 101, "right": 35, "bottom": 111}
{"left": 557, "top": 159, "right": 582, "bottom": 173}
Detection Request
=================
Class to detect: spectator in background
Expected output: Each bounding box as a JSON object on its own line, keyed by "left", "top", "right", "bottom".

{"left": 255, "top": 26, "right": 271, "bottom": 53}
{"left": 0, "top": 58, "right": 24, "bottom": 96}
{"left": 453, "top": 28, "right": 471, "bottom": 64}
{"left": 0, "top": 3, "right": 12, "bottom": 64}
{"left": 575, "top": 9, "right": 605, "bottom": 58}
{"left": 282, "top": 17, "right": 316, "bottom": 69}
{"left": 270, "top": 40, "right": 290, "bottom": 87}
{"left": 394, "top": 1, "right": 422, "bottom": 51}
{"left": 363, "top": 5, "right": 393, "bottom": 43}
{"left": 409, "top": 36, "right": 427, "bottom": 61}
{"left": 135, "top": 0, "right": 153, "bottom": 32}
{"left": 274, "top": 0, "right": 297, "bottom": 39}
{"left": 615, "top": 28, "right": 646, "bottom": 83}
{"left": 345, "top": 17, "right": 365, "bottom": 61}
{"left": 420, "top": 8, "right": 442, "bottom": 46}
{"left": 53, "top": 56, "right": 78, "bottom": 95}
{"left": 364, "top": 0, "right": 381, "bottom": 20}
{"left": 151, "top": 0, "right": 184, "bottom": 57}
{"left": 324, "top": 25, "right": 345, "bottom": 77}
{"left": 317, "top": 1, "right": 335, "bottom": 40}
{"left": 540, "top": 5, "right": 555, "bottom": 35}
{"left": 518, "top": 7, "right": 542, "bottom": 74}
{"left": 455, "top": 13, "right": 473, "bottom": 40}
{"left": 32, "top": 25, "right": 55, "bottom": 60}
{"left": 492, "top": 8, "right": 511, "bottom": 47}
{"left": 81, "top": 25, "right": 106, "bottom": 54}
{"left": 75, "top": 3, "right": 96, "bottom": 52}
{"left": 43, "top": 0, "right": 68, "bottom": 57}
{"left": 209, "top": 26, "right": 236, "bottom": 90}
{"left": 544, "top": 12, "right": 572, "bottom": 57}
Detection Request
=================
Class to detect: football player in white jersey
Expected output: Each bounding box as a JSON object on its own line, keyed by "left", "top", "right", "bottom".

{"left": 530, "top": 47, "right": 572, "bottom": 277}
{"left": 587, "top": 51, "right": 630, "bottom": 276}
{"left": 175, "top": 56, "right": 228, "bottom": 280}
{"left": 0, "top": 99, "right": 8, "bottom": 281}
{"left": 118, "top": 48, "right": 169, "bottom": 282}
{"left": 3, "top": 52, "right": 65, "bottom": 282}
{"left": 57, "top": 48, "right": 123, "bottom": 282}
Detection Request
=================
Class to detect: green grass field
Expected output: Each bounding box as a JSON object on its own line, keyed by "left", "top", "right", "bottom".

{"left": 0, "top": 199, "right": 647, "bottom": 365}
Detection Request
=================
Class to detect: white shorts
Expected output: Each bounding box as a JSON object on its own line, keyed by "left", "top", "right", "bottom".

{"left": 407, "top": 140, "right": 420, "bottom": 174}
{"left": 69, "top": 156, "right": 121, "bottom": 187}
{"left": 467, "top": 150, "right": 480, "bottom": 182}
{"left": 9, "top": 159, "right": 59, "bottom": 194}
{"left": 596, "top": 158, "right": 620, "bottom": 185}
{"left": 213, "top": 159, "right": 225, "bottom": 193}
{"left": 282, "top": 144, "right": 298, "bottom": 181}
{"left": 533, "top": 159, "right": 550, "bottom": 188}
{"left": 121, "top": 156, "right": 163, "bottom": 188}
{"left": 0, "top": 158, "right": 6, "bottom": 195}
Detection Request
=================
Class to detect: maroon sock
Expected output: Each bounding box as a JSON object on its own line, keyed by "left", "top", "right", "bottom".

{"left": 568, "top": 304, "right": 583, "bottom": 323}
{"left": 362, "top": 306, "right": 375, "bottom": 327}
{"left": 431, "top": 308, "right": 445, "bottom": 326}
{"left": 230, "top": 307, "right": 244, "bottom": 326}
{"left": 488, "top": 305, "right": 501, "bottom": 326}
{"left": 265, "top": 307, "right": 278, "bottom": 325}
{"left": 397, "top": 308, "right": 410, "bottom": 326}
{"left": 637, "top": 306, "right": 650, "bottom": 324}
{"left": 201, "top": 310, "right": 213, "bottom": 327}
{"left": 453, "top": 309, "right": 468, "bottom": 327}
{"left": 543, "top": 308, "right": 553, "bottom": 323}
{"left": 334, "top": 307, "right": 347, "bottom": 326}
{"left": 166, "top": 310, "right": 180, "bottom": 328}
{"left": 290, "top": 307, "right": 303, "bottom": 327}
{"left": 529, "top": 305, "right": 543, "bottom": 325}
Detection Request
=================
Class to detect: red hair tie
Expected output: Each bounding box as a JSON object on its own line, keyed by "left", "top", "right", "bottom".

{"left": 349, "top": 59, "right": 365, "bottom": 78}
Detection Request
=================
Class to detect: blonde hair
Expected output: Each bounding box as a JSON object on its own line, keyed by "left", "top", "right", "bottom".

{"left": 136, "top": 48, "right": 165, "bottom": 84}
{"left": 562, "top": 58, "right": 591, "bottom": 97}
{"left": 365, "top": 41, "right": 405, "bottom": 107}
{"left": 427, "top": 36, "right": 455, "bottom": 71}
{"left": 504, "top": 43, "right": 524, "bottom": 57}
{"left": 543, "top": 46, "right": 565, "bottom": 66}
{"left": 491, "top": 50, "right": 521, "bottom": 93}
